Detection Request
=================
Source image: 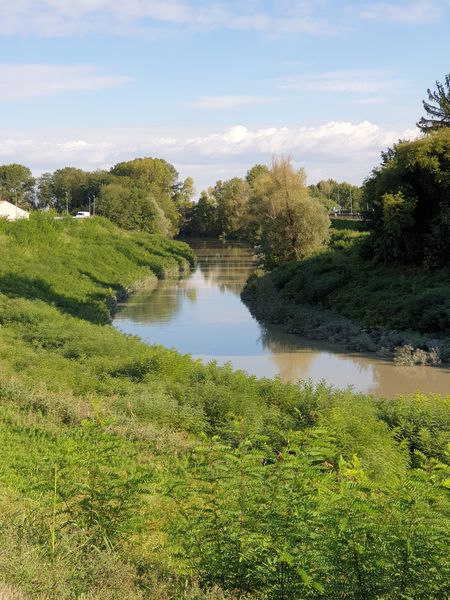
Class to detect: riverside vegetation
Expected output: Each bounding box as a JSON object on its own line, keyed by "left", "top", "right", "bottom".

{"left": 242, "top": 220, "right": 450, "bottom": 365}
{"left": 0, "top": 215, "right": 448, "bottom": 599}
{"left": 242, "top": 128, "right": 450, "bottom": 366}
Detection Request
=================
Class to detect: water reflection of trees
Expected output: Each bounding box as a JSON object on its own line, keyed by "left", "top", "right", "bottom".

{"left": 118, "top": 282, "right": 193, "bottom": 324}
{"left": 117, "top": 245, "right": 254, "bottom": 324}
{"left": 261, "top": 324, "right": 450, "bottom": 397}
{"left": 196, "top": 245, "right": 255, "bottom": 296}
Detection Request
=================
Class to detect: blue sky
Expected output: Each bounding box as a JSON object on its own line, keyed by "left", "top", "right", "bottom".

{"left": 1, "top": 0, "right": 449, "bottom": 191}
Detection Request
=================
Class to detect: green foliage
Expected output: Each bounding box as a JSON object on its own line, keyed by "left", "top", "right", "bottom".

{"left": 309, "top": 179, "right": 363, "bottom": 212}
{"left": 214, "top": 178, "right": 250, "bottom": 240}
{"left": 172, "top": 430, "right": 449, "bottom": 599}
{"left": 330, "top": 216, "right": 364, "bottom": 231}
{"left": 0, "top": 216, "right": 448, "bottom": 598}
{"left": 0, "top": 163, "right": 35, "bottom": 209}
{"left": 363, "top": 128, "right": 450, "bottom": 266}
{"left": 110, "top": 157, "right": 182, "bottom": 235}
{"left": 97, "top": 182, "right": 171, "bottom": 235}
{"left": 41, "top": 166, "right": 93, "bottom": 213}
{"left": 181, "top": 160, "right": 333, "bottom": 265}
{"left": 184, "top": 191, "right": 220, "bottom": 238}
{"left": 249, "top": 158, "right": 330, "bottom": 266}
{"left": 0, "top": 214, "right": 194, "bottom": 325}
{"left": 245, "top": 219, "right": 450, "bottom": 339}
{"left": 57, "top": 414, "right": 152, "bottom": 548}
{"left": 417, "top": 73, "right": 450, "bottom": 133}
{"left": 29, "top": 156, "right": 189, "bottom": 236}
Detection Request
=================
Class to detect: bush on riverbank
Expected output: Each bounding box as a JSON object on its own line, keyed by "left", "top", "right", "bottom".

{"left": 0, "top": 217, "right": 448, "bottom": 598}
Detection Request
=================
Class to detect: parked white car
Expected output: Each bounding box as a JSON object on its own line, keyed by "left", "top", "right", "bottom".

{"left": 74, "top": 211, "right": 91, "bottom": 219}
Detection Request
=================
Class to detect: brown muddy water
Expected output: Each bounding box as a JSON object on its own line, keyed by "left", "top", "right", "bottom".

{"left": 113, "top": 243, "right": 450, "bottom": 397}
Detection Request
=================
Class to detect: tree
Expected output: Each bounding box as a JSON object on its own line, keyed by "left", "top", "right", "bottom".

{"left": 246, "top": 164, "right": 269, "bottom": 188}
{"left": 0, "top": 163, "right": 35, "bottom": 209}
{"left": 362, "top": 128, "right": 450, "bottom": 266}
{"left": 110, "top": 157, "right": 181, "bottom": 236}
{"left": 417, "top": 74, "right": 450, "bottom": 133}
{"left": 183, "top": 191, "right": 219, "bottom": 237}
{"left": 43, "top": 167, "right": 90, "bottom": 214}
{"left": 173, "top": 176, "right": 195, "bottom": 232}
{"left": 249, "top": 158, "right": 330, "bottom": 265}
{"left": 212, "top": 177, "right": 249, "bottom": 239}
{"left": 96, "top": 183, "right": 171, "bottom": 234}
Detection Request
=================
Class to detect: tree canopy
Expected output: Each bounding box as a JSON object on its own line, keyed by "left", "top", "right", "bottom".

{"left": 363, "top": 128, "right": 450, "bottom": 266}
{"left": 30, "top": 157, "right": 190, "bottom": 237}
{"left": 96, "top": 183, "right": 171, "bottom": 235}
{"left": 417, "top": 74, "right": 450, "bottom": 133}
{"left": 0, "top": 163, "right": 35, "bottom": 209}
{"left": 249, "top": 158, "right": 330, "bottom": 264}
{"left": 181, "top": 159, "right": 332, "bottom": 263}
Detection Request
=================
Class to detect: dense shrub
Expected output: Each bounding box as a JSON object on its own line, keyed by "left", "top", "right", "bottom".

{"left": 363, "top": 129, "right": 450, "bottom": 266}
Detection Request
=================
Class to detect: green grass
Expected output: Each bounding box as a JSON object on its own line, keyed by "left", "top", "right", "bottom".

{"left": 330, "top": 216, "right": 364, "bottom": 231}
{"left": 0, "top": 216, "right": 448, "bottom": 598}
{"left": 245, "top": 226, "right": 450, "bottom": 341}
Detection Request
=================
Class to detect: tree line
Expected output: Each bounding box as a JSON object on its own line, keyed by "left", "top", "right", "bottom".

{"left": 0, "top": 158, "right": 195, "bottom": 237}
{"left": 180, "top": 161, "right": 364, "bottom": 265}
{"left": 0, "top": 156, "right": 361, "bottom": 265}
{"left": 181, "top": 168, "right": 361, "bottom": 240}
{"left": 1, "top": 74, "right": 449, "bottom": 268}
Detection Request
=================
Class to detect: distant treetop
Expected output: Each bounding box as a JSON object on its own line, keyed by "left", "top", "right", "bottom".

{"left": 417, "top": 74, "right": 450, "bottom": 133}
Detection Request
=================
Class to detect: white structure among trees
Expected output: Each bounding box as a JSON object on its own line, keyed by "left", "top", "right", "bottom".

{"left": 0, "top": 201, "right": 30, "bottom": 221}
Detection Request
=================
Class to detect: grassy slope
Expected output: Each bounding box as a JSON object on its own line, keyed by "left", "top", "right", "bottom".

{"left": 243, "top": 226, "right": 450, "bottom": 360}
{"left": 0, "top": 216, "right": 448, "bottom": 599}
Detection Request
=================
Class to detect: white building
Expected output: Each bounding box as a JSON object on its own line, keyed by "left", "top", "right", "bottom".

{"left": 0, "top": 201, "right": 30, "bottom": 221}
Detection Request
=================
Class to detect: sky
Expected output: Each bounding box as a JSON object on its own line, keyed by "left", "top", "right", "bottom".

{"left": 1, "top": 0, "right": 449, "bottom": 193}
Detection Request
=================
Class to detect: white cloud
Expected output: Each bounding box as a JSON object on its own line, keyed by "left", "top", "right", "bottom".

{"left": 0, "top": 0, "right": 336, "bottom": 37}
{"left": 189, "top": 95, "right": 273, "bottom": 109}
{"left": 0, "top": 121, "right": 420, "bottom": 190}
{"left": 0, "top": 64, "right": 129, "bottom": 101}
{"left": 278, "top": 70, "right": 403, "bottom": 94}
{"left": 360, "top": 0, "right": 443, "bottom": 24}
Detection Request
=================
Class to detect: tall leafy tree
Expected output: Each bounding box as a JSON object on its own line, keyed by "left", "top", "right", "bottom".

{"left": 182, "top": 190, "right": 220, "bottom": 237}
{"left": 246, "top": 163, "right": 269, "bottom": 188}
{"left": 363, "top": 128, "right": 450, "bottom": 266}
{"left": 213, "top": 177, "right": 249, "bottom": 239}
{"left": 172, "top": 176, "right": 195, "bottom": 232}
{"left": 43, "top": 167, "right": 91, "bottom": 213}
{"left": 249, "top": 158, "right": 330, "bottom": 265}
{"left": 110, "top": 157, "right": 181, "bottom": 235}
{"left": 96, "top": 182, "right": 170, "bottom": 234}
{"left": 0, "top": 163, "right": 35, "bottom": 209}
{"left": 417, "top": 74, "right": 450, "bottom": 133}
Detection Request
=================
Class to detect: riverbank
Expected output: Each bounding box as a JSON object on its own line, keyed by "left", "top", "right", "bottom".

{"left": 0, "top": 216, "right": 448, "bottom": 599}
{"left": 242, "top": 237, "right": 450, "bottom": 366}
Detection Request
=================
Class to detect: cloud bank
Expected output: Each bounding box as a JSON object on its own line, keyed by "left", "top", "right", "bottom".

{"left": 0, "top": 121, "right": 420, "bottom": 189}
{"left": 0, "top": 0, "right": 335, "bottom": 37}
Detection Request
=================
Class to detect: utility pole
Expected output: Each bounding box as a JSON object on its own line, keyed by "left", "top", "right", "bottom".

{"left": 65, "top": 191, "right": 69, "bottom": 216}
{"left": 350, "top": 188, "right": 353, "bottom": 214}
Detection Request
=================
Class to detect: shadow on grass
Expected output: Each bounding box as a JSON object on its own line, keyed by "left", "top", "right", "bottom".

{"left": 0, "top": 273, "right": 111, "bottom": 324}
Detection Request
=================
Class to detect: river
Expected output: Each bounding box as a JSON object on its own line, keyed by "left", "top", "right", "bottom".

{"left": 113, "top": 242, "right": 450, "bottom": 397}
